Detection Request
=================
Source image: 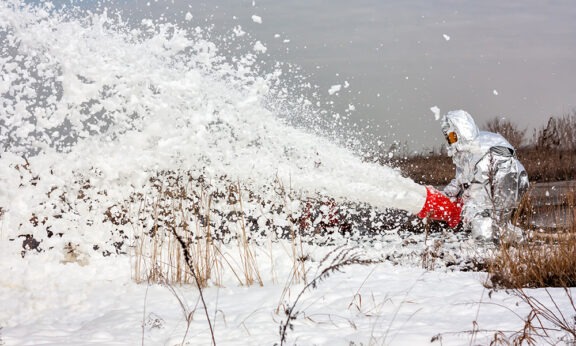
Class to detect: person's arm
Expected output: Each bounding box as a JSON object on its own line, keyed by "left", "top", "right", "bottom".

{"left": 443, "top": 178, "right": 460, "bottom": 198}
{"left": 443, "top": 165, "right": 464, "bottom": 198}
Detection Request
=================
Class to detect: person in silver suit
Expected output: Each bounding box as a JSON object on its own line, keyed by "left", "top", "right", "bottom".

{"left": 440, "top": 110, "right": 529, "bottom": 243}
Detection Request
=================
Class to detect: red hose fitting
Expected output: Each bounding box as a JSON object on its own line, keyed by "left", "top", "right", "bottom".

{"left": 417, "top": 186, "right": 462, "bottom": 228}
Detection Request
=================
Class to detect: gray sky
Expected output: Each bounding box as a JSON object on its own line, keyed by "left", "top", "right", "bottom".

{"left": 244, "top": 0, "right": 576, "bottom": 151}
{"left": 89, "top": 0, "right": 576, "bottom": 151}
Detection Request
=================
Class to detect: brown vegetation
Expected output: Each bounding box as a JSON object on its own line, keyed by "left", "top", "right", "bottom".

{"left": 487, "top": 190, "right": 576, "bottom": 289}
{"left": 517, "top": 146, "right": 576, "bottom": 182}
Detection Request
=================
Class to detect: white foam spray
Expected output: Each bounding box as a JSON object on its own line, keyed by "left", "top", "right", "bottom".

{"left": 0, "top": 1, "right": 426, "bottom": 242}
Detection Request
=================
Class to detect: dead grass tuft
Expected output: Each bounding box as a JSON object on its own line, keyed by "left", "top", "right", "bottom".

{"left": 486, "top": 191, "right": 576, "bottom": 289}
{"left": 129, "top": 171, "right": 316, "bottom": 287}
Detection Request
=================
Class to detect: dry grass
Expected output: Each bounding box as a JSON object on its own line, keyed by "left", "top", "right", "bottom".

{"left": 511, "top": 287, "right": 576, "bottom": 345}
{"left": 487, "top": 235, "right": 576, "bottom": 289}
{"left": 131, "top": 179, "right": 224, "bottom": 287}
{"left": 129, "top": 172, "right": 313, "bottom": 288}
{"left": 485, "top": 189, "right": 576, "bottom": 289}
{"left": 517, "top": 147, "right": 576, "bottom": 183}
{"left": 278, "top": 246, "right": 380, "bottom": 345}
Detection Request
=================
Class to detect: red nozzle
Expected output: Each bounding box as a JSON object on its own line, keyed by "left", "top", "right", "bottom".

{"left": 417, "top": 186, "right": 462, "bottom": 228}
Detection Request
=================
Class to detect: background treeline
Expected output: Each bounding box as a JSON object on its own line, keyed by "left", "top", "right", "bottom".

{"left": 392, "top": 111, "right": 576, "bottom": 185}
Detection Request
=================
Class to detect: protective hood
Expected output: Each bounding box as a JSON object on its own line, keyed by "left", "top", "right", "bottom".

{"left": 441, "top": 110, "right": 480, "bottom": 156}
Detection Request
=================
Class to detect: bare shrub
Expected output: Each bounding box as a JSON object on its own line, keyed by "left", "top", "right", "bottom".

{"left": 558, "top": 110, "right": 576, "bottom": 150}
{"left": 535, "top": 117, "right": 561, "bottom": 149}
{"left": 533, "top": 111, "right": 576, "bottom": 150}
{"left": 519, "top": 112, "right": 576, "bottom": 181}
{"left": 483, "top": 117, "right": 527, "bottom": 148}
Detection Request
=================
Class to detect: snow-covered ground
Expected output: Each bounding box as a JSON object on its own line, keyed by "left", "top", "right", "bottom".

{"left": 0, "top": 242, "right": 562, "bottom": 346}
{"left": 2, "top": 240, "right": 575, "bottom": 345}
{"left": 0, "top": 1, "right": 574, "bottom": 345}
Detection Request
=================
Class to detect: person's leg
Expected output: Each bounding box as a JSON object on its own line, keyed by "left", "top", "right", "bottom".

{"left": 462, "top": 186, "right": 496, "bottom": 243}
{"left": 470, "top": 214, "right": 496, "bottom": 243}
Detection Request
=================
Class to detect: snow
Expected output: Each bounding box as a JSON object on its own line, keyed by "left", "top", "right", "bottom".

{"left": 2, "top": 244, "right": 573, "bottom": 345}
{"left": 0, "top": 250, "right": 516, "bottom": 344}
{"left": 0, "top": 1, "right": 574, "bottom": 345}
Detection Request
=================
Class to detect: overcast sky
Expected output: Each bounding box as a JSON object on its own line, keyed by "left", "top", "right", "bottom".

{"left": 243, "top": 0, "right": 576, "bottom": 151}
{"left": 58, "top": 0, "right": 576, "bottom": 151}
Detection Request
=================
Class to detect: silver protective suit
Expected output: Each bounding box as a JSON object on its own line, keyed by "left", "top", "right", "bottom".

{"left": 441, "top": 110, "right": 529, "bottom": 242}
